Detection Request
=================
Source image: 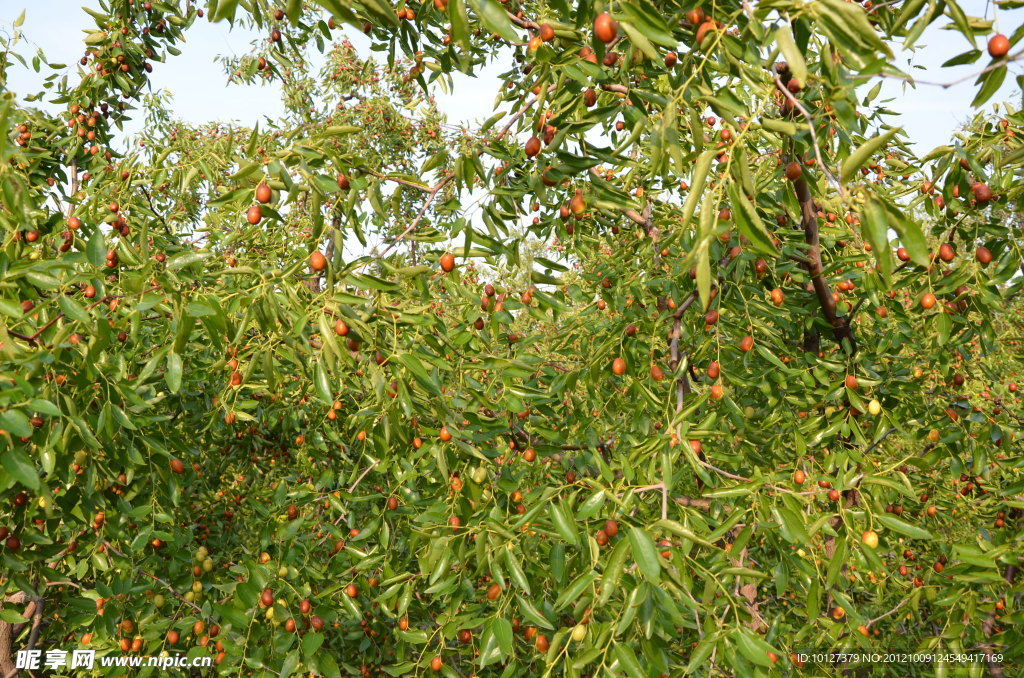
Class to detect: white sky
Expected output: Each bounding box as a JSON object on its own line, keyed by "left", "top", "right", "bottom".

{"left": 1, "top": 2, "right": 1021, "bottom": 155}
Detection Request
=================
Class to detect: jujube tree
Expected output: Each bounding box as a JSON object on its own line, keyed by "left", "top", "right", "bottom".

{"left": 1, "top": 0, "right": 1023, "bottom": 676}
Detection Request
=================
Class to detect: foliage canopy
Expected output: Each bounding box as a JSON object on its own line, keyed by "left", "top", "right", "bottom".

{"left": 1, "top": 0, "right": 1023, "bottom": 676}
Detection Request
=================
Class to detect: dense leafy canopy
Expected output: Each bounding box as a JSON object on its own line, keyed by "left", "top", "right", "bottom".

{"left": 1, "top": 0, "right": 1024, "bottom": 675}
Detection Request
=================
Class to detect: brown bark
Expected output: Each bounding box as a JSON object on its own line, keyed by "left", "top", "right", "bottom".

{"left": 794, "top": 177, "right": 857, "bottom": 354}
{"left": 0, "top": 594, "right": 43, "bottom": 678}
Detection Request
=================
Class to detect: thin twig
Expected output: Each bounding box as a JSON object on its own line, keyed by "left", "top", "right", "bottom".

{"left": 864, "top": 427, "right": 897, "bottom": 455}
{"left": 772, "top": 72, "right": 843, "bottom": 194}
{"left": 101, "top": 541, "right": 204, "bottom": 616}
{"left": 495, "top": 84, "right": 556, "bottom": 139}
{"left": 866, "top": 595, "right": 911, "bottom": 626}
{"left": 377, "top": 173, "right": 454, "bottom": 259}
{"left": 348, "top": 460, "right": 379, "bottom": 493}
{"left": 862, "top": 51, "right": 1024, "bottom": 89}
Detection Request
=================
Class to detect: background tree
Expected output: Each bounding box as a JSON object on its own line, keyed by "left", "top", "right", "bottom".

{"left": 1, "top": 0, "right": 1023, "bottom": 676}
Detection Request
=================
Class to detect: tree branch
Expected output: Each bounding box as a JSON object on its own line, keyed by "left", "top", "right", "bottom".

{"left": 794, "top": 176, "right": 857, "bottom": 354}
{"left": 377, "top": 173, "right": 454, "bottom": 259}
{"left": 772, "top": 72, "right": 843, "bottom": 194}
{"left": 101, "top": 541, "right": 204, "bottom": 616}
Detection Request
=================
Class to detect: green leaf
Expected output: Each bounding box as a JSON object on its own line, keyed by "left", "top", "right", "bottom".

{"left": 881, "top": 199, "right": 930, "bottom": 266}
{"left": 776, "top": 25, "right": 807, "bottom": 85}
{"left": 323, "top": 125, "right": 361, "bottom": 136}
{"left": 212, "top": 0, "right": 241, "bottom": 21}
{"left": 58, "top": 295, "right": 91, "bottom": 324}
{"left": 478, "top": 622, "right": 503, "bottom": 667}
{"left": 492, "top": 617, "right": 513, "bottom": 658}
{"left": 167, "top": 251, "right": 210, "bottom": 271}
{"left": 87, "top": 231, "right": 105, "bottom": 268}
{"left": 944, "top": 1, "right": 974, "bottom": 45}
{"left": 301, "top": 632, "right": 324, "bottom": 661}
{"left": 468, "top": 0, "right": 519, "bottom": 42}
{"left": 653, "top": 520, "right": 715, "bottom": 549}
{"left": 25, "top": 271, "right": 59, "bottom": 289}
{"left": 504, "top": 550, "right": 531, "bottom": 595}
{"left": 972, "top": 65, "right": 1007, "bottom": 107}
{"left": 449, "top": 0, "right": 471, "bottom": 52}
{"left": 515, "top": 593, "right": 554, "bottom": 630}
{"left": 166, "top": 352, "right": 183, "bottom": 393}
{"left": 279, "top": 652, "right": 299, "bottom": 678}
{"left": 681, "top": 150, "right": 715, "bottom": 228}
{"left": 599, "top": 537, "right": 631, "bottom": 605}
{"left": 772, "top": 506, "right": 810, "bottom": 543}
{"left": 627, "top": 526, "right": 661, "bottom": 583}
{"left": 0, "top": 410, "right": 32, "bottom": 438}
{"left": 877, "top": 514, "right": 934, "bottom": 540}
{"left": 613, "top": 644, "right": 646, "bottom": 678}
{"left": 620, "top": 22, "right": 659, "bottom": 61}
{"left": 862, "top": 198, "right": 892, "bottom": 281}
{"left": 812, "top": 0, "right": 892, "bottom": 65}
{"left": 313, "top": 0, "right": 362, "bottom": 28}
{"left": 0, "top": 609, "right": 28, "bottom": 624}
{"left": 2, "top": 448, "right": 40, "bottom": 490}
{"left": 761, "top": 119, "right": 798, "bottom": 136}
{"left": 733, "top": 630, "right": 777, "bottom": 667}
{"left": 395, "top": 352, "right": 440, "bottom": 395}
{"left": 695, "top": 240, "right": 711, "bottom": 312}
{"left": 554, "top": 570, "right": 598, "bottom": 610}
{"left": 550, "top": 501, "right": 579, "bottom": 546}
{"left": 728, "top": 183, "right": 778, "bottom": 256}
{"left": 314, "top": 361, "right": 333, "bottom": 404}
{"left": 616, "top": 0, "right": 675, "bottom": 47}
{"left": 841, "top": 128, "right": 901, "bottom": 183}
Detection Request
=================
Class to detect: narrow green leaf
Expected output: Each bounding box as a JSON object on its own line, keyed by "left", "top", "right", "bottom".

{"left": 314, "top": 362, "right": 332, "bottom": 404}
{"left": 695, "top": 240, "right": 711, "bottom": 312}
{"left": 165, "top": 352, "right": 183, "bottom": 393}
{"left": 776, "top": 25, "right": 807, "bottom": 85}
{"left": 680, "top": 150, "right": 714, "bottom": 227}
{"left": 627, "top": 526, "right": 661, "bottom": 583}
{"left": 877, "top": 514, "right": 934, "bottom": 540}
{"left": 620, "top": 22, "right": 659, "bottom": 61}
{"left": 554, "top": 570, "right": 598, "bottom": 610}
{"left": 881, "top": 199, "right": 930, "bottom": 266}
{"left": 972, "top": 65, "right": 1007, "bottom": 108}
{"left": 862, "top": 197, "right": 893, "bottom": 281}
{"left": 469, "top": 0, "right": 519, "bottom": 42}
{"left": 550, "top": 501, "right": 579, "bottom": 546}
{"left": 613, "top": 644, "right": 646, "bottom": 678}
{"left": 772, "top": 506, "right": 810, "bottom": 543}
{"left": 167, "top": 251, "right": 210, "bottom": 271}
{"left": 504, "top": 550, "right": 531, "bottom": 595}
{"left": 733, "top": 631, "right": 777, "bottom": 667}
{"left": 515, "top": 594, "right": 554, "bottom": 629}
{"left": 841, "top": 127, "right": 901, "bottom": 183}
{"left": 599, "top": 537, "right": 631, "bottom": 605}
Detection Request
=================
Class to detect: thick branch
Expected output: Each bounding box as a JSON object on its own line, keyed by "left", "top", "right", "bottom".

{"left": 794, "top": 177, "right": 857, "bottom": 354}
{"left": 0, "top": 594, "right": 44, "bottom": 678}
